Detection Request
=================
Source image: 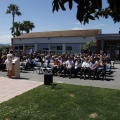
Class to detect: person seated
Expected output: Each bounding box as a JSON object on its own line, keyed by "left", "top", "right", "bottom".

{"left": 80, "top": 57, "right": 90, "bottom": 80}
{"left": 59, "top": 58, "right": 66, "bottom": 77}
{"left": 49, "top": 56, "right": 54, "bottom": 63}
{"left": 44, "top": 56, "right": 50, "bottom": 64}
{"left": 96, "top": 57, "right": 106, "bottom": 80}
{"left": 74, "top": 57, "right": 81, "bottom": 78}
{"left": 104, "top": 55, "right": 111, "bottom": 64}
{"left": 33, "top": 55, "right": 40, "bottom": 65}
{"left": 89, "top": 58, "right": 97, "bottom": 79}
{"left": 26, "top": 56, "right": 34, "bottom": 70}
{"left": 1, "top": 54, "right": 7, "bottom": 71}
{"left": 65, "top": 57, "right": 75, "bottom": 79}
{"left": 52, "top": 58, "right": 60, "bottom": 75}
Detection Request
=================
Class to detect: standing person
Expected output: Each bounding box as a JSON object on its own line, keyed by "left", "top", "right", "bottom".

{"left": 5, "top": 50, "right": 14, "bottom": 78}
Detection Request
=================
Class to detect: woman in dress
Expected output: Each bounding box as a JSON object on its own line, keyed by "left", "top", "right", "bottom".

{"left": 5, "top": 50, "right": 14, "bottom": 78}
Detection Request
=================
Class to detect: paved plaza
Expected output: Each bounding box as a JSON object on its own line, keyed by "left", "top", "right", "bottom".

{"left": 0, "top": 77, "right": 43, "bottom": 103}
{"left": 0, "top": 63, "right": 120, "bottom": 103}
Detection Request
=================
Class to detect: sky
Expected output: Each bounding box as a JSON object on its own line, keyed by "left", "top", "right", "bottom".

{"left": 0, "top": 0, "right": 119, "bottom": 44}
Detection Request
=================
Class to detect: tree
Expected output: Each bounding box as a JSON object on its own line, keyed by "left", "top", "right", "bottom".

{"left": 52, "top": 0, "right": 120, "bottom": 25}
{"left": 21, "top": 21, "right": 35, "bottom": 33}
{"left": 10, "top": 22, "right": 21, "bottom": 37}
{"left": 82, "top": 40, "right": 96, "bottom": 52}
{"left": 6, "top": 4, "right": 22, "bottom": 37}
{"left": 10, "top": 21, "right": 35, "bottom": 37}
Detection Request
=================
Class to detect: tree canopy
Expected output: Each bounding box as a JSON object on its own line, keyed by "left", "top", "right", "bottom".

{"left": 6, "top": 4, "right": 35, "bottom": 37}
{"left": 52, "top": 0, "right": 120, "bottom": 25}
{"left": 10, "top": 21, "right": 35, "bottom": 37}
{"left": 6, "top": 4, "right": 22, "bottom": 37}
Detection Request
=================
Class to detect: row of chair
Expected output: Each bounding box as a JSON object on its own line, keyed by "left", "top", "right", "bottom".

{"left": 20, "top": 62, "right": 54, "bottom": 74}
{"left": 20, "top": 61, "right": 115, "bottom": 79}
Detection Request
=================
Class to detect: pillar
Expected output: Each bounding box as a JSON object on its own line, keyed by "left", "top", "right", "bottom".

{"left": 62, "top": 43, "right": 65, "bottom": 54}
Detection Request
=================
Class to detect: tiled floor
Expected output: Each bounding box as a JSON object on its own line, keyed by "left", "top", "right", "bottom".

{"left": 0, "top": 77, "right": 43, "bottom": 103}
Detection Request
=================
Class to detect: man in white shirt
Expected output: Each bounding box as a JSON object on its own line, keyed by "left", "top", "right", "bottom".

{"left": 89, "top": 58, "right": 97, "bottom": 79}
{"left": 80, "top": 57, "right": 90, "bottom": 80}
{"left": 65, "top": 57, "right": 74, "bottom": 79}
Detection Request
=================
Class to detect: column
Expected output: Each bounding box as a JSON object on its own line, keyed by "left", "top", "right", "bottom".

{"left": 62, "top": 43, "right": 65, "bottom": 54}
{"left": 101, "top": 40, "right": 104, "bottom": 51}
{"left": 79, "top": 44, "right": 81, "bottom": 53}
{"left": 35, "top": 44, "right": 37, "bottom": 51}
{"left": 48, "top": 43, "right": 51, "bottom": 52}
{"left": 23, "top": 44, "right": 25, "bottom": 51}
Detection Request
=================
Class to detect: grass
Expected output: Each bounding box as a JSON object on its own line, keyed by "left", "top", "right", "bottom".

{"left": 0, "top": 83, "right": 120, "bottom": 120}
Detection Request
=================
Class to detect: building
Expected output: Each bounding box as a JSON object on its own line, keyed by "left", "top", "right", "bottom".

{"left": 96, "top": 33, "right": 120, "bottom": 60}
{"left": 12, "top": 29, "right": 101, "bottom": 54}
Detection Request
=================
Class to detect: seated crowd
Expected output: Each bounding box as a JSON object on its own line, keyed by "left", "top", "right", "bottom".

{"left": 0, "top": 50, "right": 113, "bottom": 80}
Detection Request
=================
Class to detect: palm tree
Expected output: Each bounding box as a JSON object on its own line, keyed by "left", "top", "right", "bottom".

{"left": 21, "top": 21, "right": 35, "bottom": 33}
{"left": 10, "top": 22, "right": 21, "bottom": 37}
{"left": 6, "top": 4, "right": 22, "bottom": 37}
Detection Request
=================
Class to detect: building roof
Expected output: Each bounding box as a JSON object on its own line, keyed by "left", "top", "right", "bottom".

{"left": 96, "top": 33, "right": 120, "bottom": 40}
{"left": 14, "top": 29, "right": 101, "bottom": 39}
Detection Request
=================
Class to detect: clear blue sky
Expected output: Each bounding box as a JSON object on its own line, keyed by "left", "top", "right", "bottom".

{"left": 0, "top": 0, "right": 119, "bottom": 44}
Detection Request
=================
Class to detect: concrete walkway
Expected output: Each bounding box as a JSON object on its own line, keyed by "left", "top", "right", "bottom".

{"left": 0, "top": 77, "right": 43, "bottom": 103}
{"left": 18, "top": 63, "right": 120, "bottom": 90}
{"left": 0, "top": 63, "right": 120, "bottom": 103}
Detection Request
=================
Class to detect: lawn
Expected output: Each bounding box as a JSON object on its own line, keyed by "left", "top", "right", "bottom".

{"left": 0, "top": 83, "right": 120, "bottom": 120}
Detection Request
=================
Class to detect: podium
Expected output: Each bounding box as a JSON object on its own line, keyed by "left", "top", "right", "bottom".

{"left": 12, "top": 57, "right": 20, "bottom": 78}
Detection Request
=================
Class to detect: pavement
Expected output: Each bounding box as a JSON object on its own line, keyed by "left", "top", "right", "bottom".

{"left": 0, "top": 63, "right": 120, "bottom": 103}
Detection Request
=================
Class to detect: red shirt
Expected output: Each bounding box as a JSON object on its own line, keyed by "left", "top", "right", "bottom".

{"left": 54, "top": 60, "right": 59, "bottom": 66}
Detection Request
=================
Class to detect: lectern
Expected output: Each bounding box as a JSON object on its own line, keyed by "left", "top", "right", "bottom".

{"left": 12, "top": 57, "right": 20, "bottom": 78}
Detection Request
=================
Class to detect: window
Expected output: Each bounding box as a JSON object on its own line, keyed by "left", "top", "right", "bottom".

{"left": 57, "top": 46, "right": 62, "bottom": 50}
{"left": 15, "top": 46, "right": 18, "bottom": 50}
{"left": 19, "top": 46, "right": 23, "bottom": 50}
{"left": 43, "top": 48, "right": 48, "bottom": 50}
{"left": 66, "top": 46, "right": 72, "bottom": 50}
{"left": 50, "top": 46, "right": 57, "bottom": 50}
{"left": 50, "top": 46, "right": 62, "bottom": 53}
{"left": 25, "top": 45, "right": 34, "bottom": 50}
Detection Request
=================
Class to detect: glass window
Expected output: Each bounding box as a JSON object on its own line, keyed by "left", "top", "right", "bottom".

{"left": 50, "top": 46, "right": 57, "bottom": 50}
{"left": 57, "top": 46, "right": 62, "bottom": 50}
{"left": 25, "top": 45, "right": 34, "bottom": 50}
{"left": 19, "top": 46, "right": 23, "bottom": 50}
{"left": 43, "top": 48, "right": 48, "bottom": 50}
{"left": 66, "top": 46, "right": 72, "bottom": 50}
{"left": 15, "top": 46, "right": 18, "bottom": 50}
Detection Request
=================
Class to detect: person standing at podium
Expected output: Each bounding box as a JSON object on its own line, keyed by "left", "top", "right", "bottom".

{"left": 5, "top": 50, "right": 14, "bottom": 78}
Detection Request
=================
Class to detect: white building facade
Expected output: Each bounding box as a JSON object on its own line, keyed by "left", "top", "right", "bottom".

{"left": 12, "top": 29, "right": 101, "bottom": 54}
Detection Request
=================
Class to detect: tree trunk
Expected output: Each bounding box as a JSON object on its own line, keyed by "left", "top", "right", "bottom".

{"left": 12, "top": 14, "right": 15, "bottom": 37}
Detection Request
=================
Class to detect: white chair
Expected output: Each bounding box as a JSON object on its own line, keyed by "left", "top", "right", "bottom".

{"left": 110, "top": 61, "right": 114, "bottom": 68}
{"left": 105, "top": 63, "right": 112, "bottom": 77}
{"left": 33, "top": 62, "right": 41, "bottom": 74}
{"left": 48, "top": 63, "right": 54, "bottom": 69}
{"left": 40, "top": 63, "right": 53, "bottom": 73}
{"left": 20, "top": 62, "right": 27, "bottom": 72}
{"left": 40, "top": 63, "right": 48, "bottom": 73}
{"left": 47, "top": 63, "right": 54, "bottom": 73}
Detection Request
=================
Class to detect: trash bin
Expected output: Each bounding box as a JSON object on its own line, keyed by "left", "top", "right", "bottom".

{"left": 44, "top": 73, "right": 53, "bottom": 85}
